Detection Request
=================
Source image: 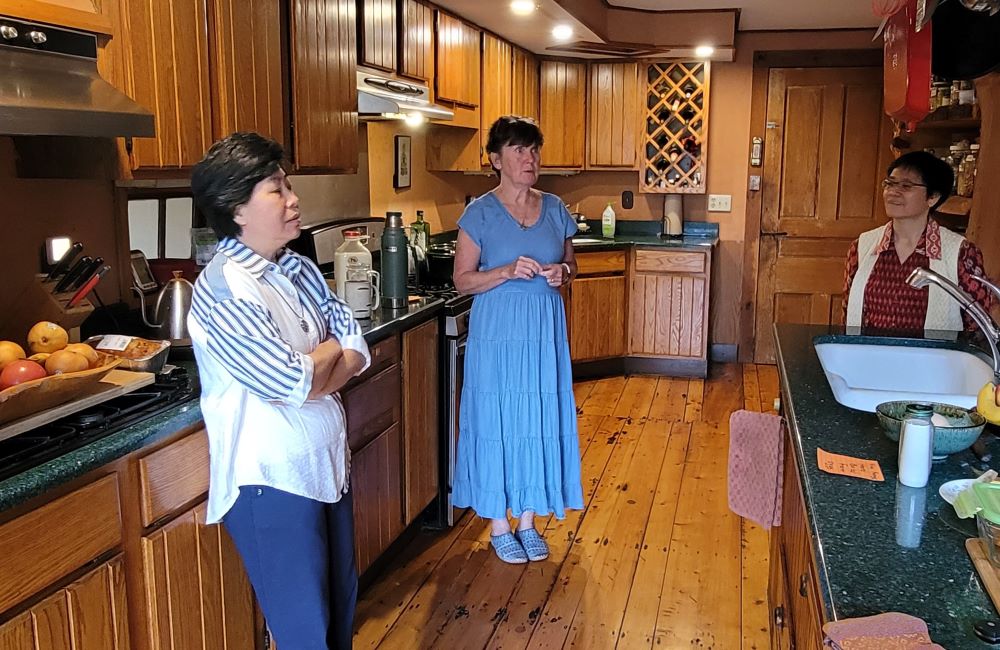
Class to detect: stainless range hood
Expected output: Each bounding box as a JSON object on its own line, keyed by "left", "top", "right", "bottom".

{"left": 0, "top": 16, "right": 154, "bottom": 138}
{"left": 357, "top": 69, "right": 453, "bottom": 121}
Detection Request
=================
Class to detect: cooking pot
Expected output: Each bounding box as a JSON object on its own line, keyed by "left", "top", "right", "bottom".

{"left": 425, "top": 242, "right": 455, "bottom": 287}
{"left": 136, "top": 271, "right": 193, "bottom": 346}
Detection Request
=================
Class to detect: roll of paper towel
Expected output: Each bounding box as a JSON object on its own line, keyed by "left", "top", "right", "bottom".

{"left": 663, "top": 195, "right": 682, "bottom": 236}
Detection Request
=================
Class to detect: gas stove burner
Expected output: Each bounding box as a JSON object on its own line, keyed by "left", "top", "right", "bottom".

{"left": 66, "top": 405, "right": 119, "bottom": 428}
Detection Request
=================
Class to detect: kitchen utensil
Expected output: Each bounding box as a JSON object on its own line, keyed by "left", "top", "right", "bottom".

{"left": 45, "top": 242, "right": 83, "bottom": 281}
{"left": 941, "top": 479, "right": 977, "bottom": 505}
{"left": 876, "top": 400, "right": 986, "bottom": 459}
{"left": 135, "top": 270, "right": 194, "bottom": 346}
{"left": 54, "top": 255, "right": 92, "bottom": 293}
{"left": 425, "top": 242, "right": 455, "bottom": 287}
{"left": 380, "top": 212, "right": 408, "bottom": 309}
{"left": 68, "top": 264, "right": 109, "bottom": 308}
{"left": 344, "top": 273, "right": 380, "bottom": 319}
{"left": 70, "top": 256, "right": 103, "bottom": 291}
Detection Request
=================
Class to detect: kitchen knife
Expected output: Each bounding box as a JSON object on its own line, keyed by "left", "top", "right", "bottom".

{"left": 67, "top": 265, "right": 110, "bottom": 308}
{"left": 45, "top": 242, "right": 83, "bottom": 281}
{"left": 69, "top": 256, "right": 104, "bottom": 291}
{"left": 54, "top": 255, "right": 92, "bottom": 293}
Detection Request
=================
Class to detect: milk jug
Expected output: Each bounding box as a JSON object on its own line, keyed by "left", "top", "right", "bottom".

{"left": 333, "top": 230, "right": 373, "bottom": 299}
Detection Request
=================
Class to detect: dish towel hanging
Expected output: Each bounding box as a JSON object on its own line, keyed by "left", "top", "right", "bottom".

{"left": 727, "top": 409, "right": 784, "bottom": 529}
{"left": 823, "top": 612, "right": 945, "bottom": 649}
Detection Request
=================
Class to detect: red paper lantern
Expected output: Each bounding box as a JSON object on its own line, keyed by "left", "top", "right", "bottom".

{"left": 884, "top": 0, "right": 932, "bottom": 130}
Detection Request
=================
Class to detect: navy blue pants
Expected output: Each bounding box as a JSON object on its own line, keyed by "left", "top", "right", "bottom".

{"left": 223, "top": 486, "right": 357, "bottom": 650}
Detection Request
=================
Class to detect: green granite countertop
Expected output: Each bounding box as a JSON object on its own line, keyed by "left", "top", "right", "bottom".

{"left": 571, "top": 220, "right": 718, "bottom": 250}
{"left": 775, "top": 323, "right": 1000, "bottom": 648}
{"left": 0, "top": 297, "right": 444, "bottom": 514}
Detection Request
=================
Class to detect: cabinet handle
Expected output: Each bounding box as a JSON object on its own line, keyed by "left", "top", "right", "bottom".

{"left": 799, "top": 573, "right": 808, "bottom": 597}
{"left": 773, "top": 605, "right": 785, "bottom": 629}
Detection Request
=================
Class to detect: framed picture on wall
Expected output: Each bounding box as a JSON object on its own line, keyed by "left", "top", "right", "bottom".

{"left": 394, "top": 135, "right": 412, "bottom": 189}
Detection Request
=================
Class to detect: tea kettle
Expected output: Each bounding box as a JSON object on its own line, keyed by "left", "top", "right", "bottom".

{"left": 135, "top": 271, "right": 194, "bottom": 346}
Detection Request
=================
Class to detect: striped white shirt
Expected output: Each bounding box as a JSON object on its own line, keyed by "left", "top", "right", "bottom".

{"left": 188, "top": 237, "right": 370, "bottom": 523}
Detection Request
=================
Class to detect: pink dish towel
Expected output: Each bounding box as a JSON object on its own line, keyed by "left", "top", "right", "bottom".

{"left": 823, "top": 612, "right": 945, "bottom": 649}
{"left": 727, "top": 410, "right": 784, "bottom": 529}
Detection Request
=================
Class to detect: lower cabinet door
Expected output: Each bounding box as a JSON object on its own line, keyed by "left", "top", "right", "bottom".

{"left": 141, "top": 502, "right": 256, "bottom": 650}
{"left": 351, "top": 423, "right": 404, "bottom": 574}
{"left": 570, "top": 276, "right": 626, "bottom": 361}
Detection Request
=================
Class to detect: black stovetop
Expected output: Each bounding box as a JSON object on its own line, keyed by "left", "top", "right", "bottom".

{"left": 0, "top": 366, "right": 199, "bottom": 483}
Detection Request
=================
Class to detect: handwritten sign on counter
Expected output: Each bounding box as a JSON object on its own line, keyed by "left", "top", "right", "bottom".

{"left": 816, "top": 448, "right": 885, "bottom": 482}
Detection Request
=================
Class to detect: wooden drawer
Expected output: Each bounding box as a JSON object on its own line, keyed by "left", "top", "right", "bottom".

{"left": 139, "top": 430, "right": 210, "bottom": 527}
{"left": 350, "top": 335, "right": 401, "bottom": 387}
{"left": 634, "top": 249, "right": 705, "bottom": 274}
{"left": 343, "top": 364, "right": 401, "bottom": 452}
{"left": 0, "top": 474, "right": 121, "bottom": 614}
{"left": 576, "top": 250, "right": 626, "bottom": 275}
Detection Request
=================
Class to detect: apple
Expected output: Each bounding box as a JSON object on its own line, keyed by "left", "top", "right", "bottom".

{"left": 0, "top": 359, "right": 47, "bottom": 390}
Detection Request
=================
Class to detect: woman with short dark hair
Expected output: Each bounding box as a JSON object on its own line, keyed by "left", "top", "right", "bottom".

{"left": 189, "top": 131, "right": 369, "bottom": 649}
{"left": 452, "top": 116, "right": 584, "bottom": 564}
{"left": 843, "top": 150, "right": 993, "bottom": 331}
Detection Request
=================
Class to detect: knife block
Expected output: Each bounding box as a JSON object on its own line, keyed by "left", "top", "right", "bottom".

{"left": 0, "top": 275, "right": 94, "bottom": 343}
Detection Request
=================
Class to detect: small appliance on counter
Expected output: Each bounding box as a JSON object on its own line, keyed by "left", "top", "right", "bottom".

{"left": 130, "top": 250, "right": 193, "bottom": 347}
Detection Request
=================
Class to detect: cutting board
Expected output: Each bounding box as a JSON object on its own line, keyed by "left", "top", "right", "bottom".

{"left": 0, "top": 369, "right": 156, "bottom": 443}
{"left": 967, "top": 538, "right": 1000, "bottom": 612}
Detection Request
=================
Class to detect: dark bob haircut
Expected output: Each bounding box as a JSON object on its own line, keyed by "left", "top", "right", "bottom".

{"left": 191, "top": 132, "right": 285, "bottom": 239}
{"left": 485, "top": 116, "right": 544, "bottom": 175}
{"left": 887, "top": 150, "right": 953, "bottom": 211}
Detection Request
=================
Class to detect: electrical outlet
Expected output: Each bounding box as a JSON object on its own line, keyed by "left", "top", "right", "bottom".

{"left": 707, "top": 194, "right": 732, "bottom": 212}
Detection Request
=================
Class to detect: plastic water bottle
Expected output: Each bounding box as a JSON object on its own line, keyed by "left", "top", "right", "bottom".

{"left": 601, "top": 202, "right": 616, "bottom": 239}
{"left": 898, "top": 404, "right": 935, "bottom": 488}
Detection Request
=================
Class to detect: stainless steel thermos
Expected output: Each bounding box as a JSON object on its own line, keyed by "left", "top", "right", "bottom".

{"left": 380, "top": 212, "right": 408, "bottom": 309}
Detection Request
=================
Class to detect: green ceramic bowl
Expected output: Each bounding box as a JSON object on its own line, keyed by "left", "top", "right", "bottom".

{"left": 876, "top": 401, "right": 986, "bottom": 460}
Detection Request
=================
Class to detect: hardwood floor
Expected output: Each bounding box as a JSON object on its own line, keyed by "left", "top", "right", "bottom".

{"left": 354, "top": 363, "right": 779, "bottom": 649}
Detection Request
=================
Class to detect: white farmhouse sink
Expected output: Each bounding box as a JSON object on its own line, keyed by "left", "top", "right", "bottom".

{"left": 813, "top": 342, "right": 993, "bottom": 412}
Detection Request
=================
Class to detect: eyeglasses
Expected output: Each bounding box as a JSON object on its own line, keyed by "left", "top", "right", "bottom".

{"left": 882, "top": 178, "right": 927, "bottom": 192}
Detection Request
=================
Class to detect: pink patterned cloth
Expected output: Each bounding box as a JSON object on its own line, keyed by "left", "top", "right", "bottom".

{"left": 727, "top": 410, "right": 784, "bottom": 529}
{"left": 823, "top": 612, "right": 945, "bottom": 649}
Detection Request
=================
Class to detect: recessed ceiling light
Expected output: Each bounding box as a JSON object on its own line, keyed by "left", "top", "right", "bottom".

{"left": 552, "top": 24, "right": 573, "bottom": 41}
{"left": 695, "top": 45, "right": 714, "bottom": 58}
{"left": 510, "top": 0, "right": 535, "bottom": 15}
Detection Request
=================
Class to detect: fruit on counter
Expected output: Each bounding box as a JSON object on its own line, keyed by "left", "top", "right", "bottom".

{"left": 27, "top": 353, "right": 50, "bottom": 364}
{"left": 63, "top": 343, "right": 98, "bottom": 367}
{"left": 26, "top": 321, "right": 68, "bottom": 354}
{"left": 44, "top": 350, "right": 89, "bottom": 375}
{"left": 0, "top": 341, "right": 26, "bottom": 370}
{"left": 0, "top": 359, "right": 47, "bottom": 390}
{"left": 977, "top": 381, "right": 1000, "bottom": 424}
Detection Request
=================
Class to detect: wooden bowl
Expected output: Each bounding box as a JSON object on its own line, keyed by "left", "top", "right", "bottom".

{"left": 0, "top": 352, "right": 122, "bottom": 426}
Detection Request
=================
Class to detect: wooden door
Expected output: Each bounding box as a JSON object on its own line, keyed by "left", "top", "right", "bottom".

{"left": 208, "top": 0, "right": 285, "bottom": 145}
{"left": 753, "top": 66, "right": 892, "bottom": 362}
{"left": 399, "top": 0, "right": 432, "bottom": 82}
{"left": 539, "top": 60, "right": 586, "bottom": 168}
{"left": 570, "top": 276, "right": 625, "bottom": 361}
{"left": 435, "top": 13, "right": 479, "bottom": 107}
{"left": 588, "top": 61, "right": 641, "bottom": 169}
{"left": 480, "top": 34, "right": 513, "bottom": 165}
{"left": 351, "top": 424, "right": 404, "bottom": 574}
{"left": 512, "top": 47, "right": 539, "bottom": 121}
{"left": 141, "top": 503, "right": 256, "bottom": 650}
{"left": 358, "top": 0, "right": 396, "bottom": 72}
{"left": 402, "top": 319, "right": 439, "bottom": 524}
{"left": 122, "top": 0, "right": 212, "bottom": 169}
{"left": 289, "top": 0, "right": 359, "bottom": 172}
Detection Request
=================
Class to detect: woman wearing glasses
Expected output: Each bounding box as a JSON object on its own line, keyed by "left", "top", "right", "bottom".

{"left": 842, "top": 150, "right": 992, "bottom": 331}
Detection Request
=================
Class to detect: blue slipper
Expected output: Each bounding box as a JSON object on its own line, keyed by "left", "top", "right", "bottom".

{"left": 515, "top": 528, "right": 549, "bottom": 561}
{"left": 491, "top": 532, "right": 528, "bottom": 564}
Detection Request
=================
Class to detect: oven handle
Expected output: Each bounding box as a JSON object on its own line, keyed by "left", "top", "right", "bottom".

{"left": 456, "top": 338, "right": 467, "bottom": 352}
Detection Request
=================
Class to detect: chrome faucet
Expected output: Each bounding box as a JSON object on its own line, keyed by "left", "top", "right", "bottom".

{"left": 906, "top": 267, "right": 1000, "bottom": 379}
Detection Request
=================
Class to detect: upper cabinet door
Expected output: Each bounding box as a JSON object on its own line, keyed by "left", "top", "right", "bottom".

{"left": 123, "top": 0, "right": 213, "bottom": 170}
{"left": 399, "top": 0, "right": 432, "bottom": 82}
{"left": 480, "top": 34, "right": 513, "bottom": 165}
{"left": 588, "top": 61, "right": 640, "bottom": 169}
{"left": 358, "top": 0, "right": 396, "bottom": 72}
{"left": 208, "top": 0, "right": 286, "bottom": 145}
{"left": 512, "top": 47, "right": 539, "bottom": 121}
{"left": 539, "top": 60, "right": 586, "bottom": 168}
{"left": 289, "top": 0, "right": 359, "bottom": 172}
{"left": 435, "top": 12, "right": 479, "bottom": 107}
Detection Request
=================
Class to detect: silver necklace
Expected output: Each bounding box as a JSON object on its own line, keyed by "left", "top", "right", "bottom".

{"left": 265, "top": 277, "right": 310, "bottom": 333}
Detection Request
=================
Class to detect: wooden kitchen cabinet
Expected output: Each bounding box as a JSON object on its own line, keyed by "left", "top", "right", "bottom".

{"left": 539, "top": 60, "right": 587, "bottom": 168}
{"left": 120, "top": 0, "right": 213, "bottom": 170}
{"left": 0, "top": 557, "right": 129, "bottom": 650}
{"left": 402, "top": 319, "right": 440, "bottom": 524}
{"left": 480, "top": 33, "right": 513, "bottom": 165}
{"left": 351, "top": 424, "right": 405, "bottom": 575}
{"left": 569, "top": 251, "right": 627, "bottom": 362}
{"left": 207, "top": 0, "right": 286, "bottom": 145}
{"left": 628, "top": 249, "right": 710, "bottom": 364}
{"left": 512, "top": 47, "right": 540, "bottom": 121}
{"left": 289, "top": 0, "right": 359, "bottom": 172}
{"left": 588, "top": 61, "right": 641, "bottom": 169}
{"left": 358, "top": 0, "right": 397, "bottom": 72}
{"left": 399, "top": 0, "right": 433, "bottom": 82}
{"left": 435, "top": 12, "right": 480, "bottom": 107}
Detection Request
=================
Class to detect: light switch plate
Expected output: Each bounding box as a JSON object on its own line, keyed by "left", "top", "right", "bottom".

{"left": 707, "top": 194, "right": 732, "bottom": 212}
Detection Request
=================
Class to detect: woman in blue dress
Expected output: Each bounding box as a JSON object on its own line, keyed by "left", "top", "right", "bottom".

{"left": 452, "top": 116, "right": 584, "bottom": 564}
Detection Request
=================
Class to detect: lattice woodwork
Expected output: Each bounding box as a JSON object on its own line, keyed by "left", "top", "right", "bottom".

{"left": 641, "top": 62, "right": 711, "bottom": 194}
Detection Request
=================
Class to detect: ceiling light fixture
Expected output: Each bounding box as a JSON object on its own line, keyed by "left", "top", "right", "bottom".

{"left": 695, "top": 45, "right": 715, "bottom": 58}
{"left": 510, "top": 0, "right": 535, "bottom": 15}
{"left": 552, "top": 24, "right": 573, "bottom": 41}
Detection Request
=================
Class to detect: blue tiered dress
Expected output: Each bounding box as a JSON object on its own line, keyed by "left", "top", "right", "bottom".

{"left": 452, "top": 191, "right": 584, "bottom": 520}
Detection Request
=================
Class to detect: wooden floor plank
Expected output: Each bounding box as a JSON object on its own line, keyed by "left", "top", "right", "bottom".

{"left": 582, "top": 377, "right": 628, "bottom": 417}
{"left": 757, "top": 364, "right": 780, "bottom": 414}
{"left": 648, "top": 377, "right": 690, "bottom": 423}
{"left": 574, "top": 380, "right": 598, "bottom": 408}
{"left": 702, "top": 363, "right": 742, "bottom": 424}
{"left": 612, "top": 376, "right": 658, "bottom": 421}
{"left": 684, "top": 378, "right": 704, "bottom": 423}
{"left": 741, "top": 518, "right": 771, "bottom": 650}
{"left": 743, "top": 365, "right": 761, "bottom": 413}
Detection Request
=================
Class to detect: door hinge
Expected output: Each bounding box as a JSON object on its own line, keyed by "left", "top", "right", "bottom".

{"left": 773, "top": 604, "right": 785, "bottom": 629}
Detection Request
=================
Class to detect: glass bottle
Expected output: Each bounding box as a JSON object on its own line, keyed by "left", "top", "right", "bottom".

{"left": 898, "top": 404, "right": 935, "bottom": 488}
{"left": 411, "top": 210, "right": 429, "bottom": 252}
